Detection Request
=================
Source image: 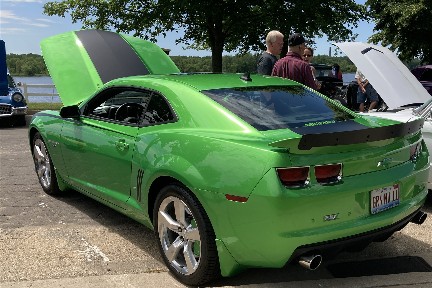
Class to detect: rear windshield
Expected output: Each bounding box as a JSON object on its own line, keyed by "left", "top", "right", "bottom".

{"left": 203, "top": 86, "right": 354, "bottom": 131}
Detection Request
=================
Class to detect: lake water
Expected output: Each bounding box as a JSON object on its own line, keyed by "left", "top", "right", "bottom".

{"left": 16, "top": 73, "right": 356, "bottom": 103}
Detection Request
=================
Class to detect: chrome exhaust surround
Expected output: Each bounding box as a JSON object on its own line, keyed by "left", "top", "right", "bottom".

{"left": 298, "top": 254, "right": 322, "bottom": 270}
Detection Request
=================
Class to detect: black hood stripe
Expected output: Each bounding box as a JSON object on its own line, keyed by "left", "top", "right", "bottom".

{"left": 297, "top": 118, "right": 424, "bottom": 150}
{"left": 75, "top": 30, "right": 149, "bottom": 84}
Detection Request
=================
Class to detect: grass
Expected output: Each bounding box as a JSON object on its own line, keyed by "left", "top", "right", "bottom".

{"left": 28, "top": 102, "right": 63, "bottom": 111}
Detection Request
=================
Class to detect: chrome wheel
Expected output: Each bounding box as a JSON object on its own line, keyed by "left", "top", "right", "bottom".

{"left": 157, "top": 195, "right": 201, "bottom": 275}
{"left": 33, "top": 137, "right": 51, "bottom": 190}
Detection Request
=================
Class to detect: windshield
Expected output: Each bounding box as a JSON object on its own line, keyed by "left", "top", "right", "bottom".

{"left": 203, "top": 86, "right": 354, "bottom": 131}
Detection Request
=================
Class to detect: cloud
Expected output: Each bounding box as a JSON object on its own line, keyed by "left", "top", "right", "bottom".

{"left": 0, "top": 9, "right": 51, "bottom": 28}
{"left": 2, "top": 0, "right": 43, "bottom": 3}
{"left": 0, "top": 27, "right": 27, "bottom": 34}
{"left": 0, "top": 10, "right": 28, "bottom": 22}
{"left": 28, "top": 22, "right": 50, "bottom": 28}
{"left": 36, "top": 18, "right": 55, "bottom": 23}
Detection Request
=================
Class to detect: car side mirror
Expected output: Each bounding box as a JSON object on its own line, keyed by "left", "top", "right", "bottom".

{"left": 60, "top": 105, "right": 81, "bottom": 119}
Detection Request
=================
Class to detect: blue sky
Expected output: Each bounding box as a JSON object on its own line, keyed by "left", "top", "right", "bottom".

{"left": 0, "top": 0, "right": 374, "bottom": 57}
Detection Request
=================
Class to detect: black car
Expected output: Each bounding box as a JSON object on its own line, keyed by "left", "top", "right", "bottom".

{"left": 411, "top": 65, "right": 432, "bottom": 96}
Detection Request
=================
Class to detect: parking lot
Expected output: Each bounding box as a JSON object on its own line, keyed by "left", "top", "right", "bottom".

{"left": 0, "top": 123, "right": 432, "bottom": 288}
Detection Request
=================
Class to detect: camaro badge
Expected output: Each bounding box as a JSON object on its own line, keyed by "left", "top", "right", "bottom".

{"left": 324, "top": 213, "right": 339, "bottom": 221}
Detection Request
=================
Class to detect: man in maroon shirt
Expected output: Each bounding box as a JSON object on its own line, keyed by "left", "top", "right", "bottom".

{"left": 272, "top": 33, "right": 318, "bottom": 90}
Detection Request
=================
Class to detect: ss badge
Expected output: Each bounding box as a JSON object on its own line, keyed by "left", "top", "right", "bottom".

{"left": 324, "top": 213, "right": 339, "bottom": 221}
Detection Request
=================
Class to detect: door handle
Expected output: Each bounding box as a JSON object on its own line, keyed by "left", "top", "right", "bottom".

{"left": 115, "top": 139, "right": 129, "bottom": 151}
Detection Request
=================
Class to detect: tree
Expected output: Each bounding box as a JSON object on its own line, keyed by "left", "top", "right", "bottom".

{"left": 367, "top": 0, "right": 432, "bottom": 64}
{"left": 43, "top": 0, "right": 367, "bottom": 72}
{"left": 6, "top": 54, "right": 48, "bottom": 76}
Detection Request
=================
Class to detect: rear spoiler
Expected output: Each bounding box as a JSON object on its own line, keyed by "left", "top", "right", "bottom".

{"left": 270, "top": 118, "right": 424, "bottom": 150}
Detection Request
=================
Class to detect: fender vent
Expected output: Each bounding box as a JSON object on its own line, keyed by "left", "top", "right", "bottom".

{"left": 137, "top": 169, "right": 144, "bottom": 202}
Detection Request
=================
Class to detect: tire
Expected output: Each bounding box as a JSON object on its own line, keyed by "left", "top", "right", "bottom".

{"left": 153, "top": 184, "right": 220, "bottom": 286}
{"left": 32, "top": 132, "right": 62, "bottom": 195}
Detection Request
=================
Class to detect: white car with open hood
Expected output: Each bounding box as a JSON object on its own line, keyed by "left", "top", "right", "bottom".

{"left": 335, "top": 42, "right": 432, "bottom": 189}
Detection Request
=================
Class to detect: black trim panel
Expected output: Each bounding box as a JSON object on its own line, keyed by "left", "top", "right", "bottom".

{"left": 298, "top": 118, "right": 424, "bottom": 150}
{"left": 291, "top": 120, "right": 366, "bottom": 135}
{"left": 75, "top": 30, "right": 149, "bottom": 83}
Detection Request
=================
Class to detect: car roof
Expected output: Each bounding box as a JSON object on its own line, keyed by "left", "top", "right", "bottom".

{"left": 120, "top": 73, "right": 300, "bottom": 91}
{"left": 311, "top": 64, "right": 333, "bottom": 70}
{"left": 41, "top": 29, "right": 180, "bottom": 106}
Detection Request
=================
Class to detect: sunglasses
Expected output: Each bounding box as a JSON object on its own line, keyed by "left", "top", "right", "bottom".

{"left": 303, "top": 54, "right": 312, "bottom": 57}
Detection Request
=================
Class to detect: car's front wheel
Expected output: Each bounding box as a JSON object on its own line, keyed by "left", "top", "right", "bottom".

{"left": 32, "top": 132, "right": 61, "bottom": 195}
{"left": 154, "top": 184, "right": 220, "bottom": 286}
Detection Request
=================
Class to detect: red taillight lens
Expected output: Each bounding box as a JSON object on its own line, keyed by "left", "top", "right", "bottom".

{"left": 276, "top": 167, "right": 310, "bottom": 187}
{"left": 315, "top": 163, "right": 342, "bottom": 184}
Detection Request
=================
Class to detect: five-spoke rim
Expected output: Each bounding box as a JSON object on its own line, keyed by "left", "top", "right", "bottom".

{"left": 158, "top": 196, "right": 201, "bottom": 275}
{"left": 33, "top": 138, "right": 51, "bottom": 189}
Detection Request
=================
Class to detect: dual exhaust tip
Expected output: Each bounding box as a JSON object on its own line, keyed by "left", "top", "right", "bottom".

{"left": 298, "top": 210, "right": 428, "bottom": 271}
{"left": 411, "top": 210, "right": 427, "bottom": 225}
{"left": 298, "top": 254, "right": 322, "bottom": 270}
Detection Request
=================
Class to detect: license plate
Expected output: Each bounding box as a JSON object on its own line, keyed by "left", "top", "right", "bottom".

{"left": 370, "top": 184, "right": 400, "bottom": 214}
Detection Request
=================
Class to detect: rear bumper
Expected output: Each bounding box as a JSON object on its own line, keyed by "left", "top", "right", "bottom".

{"left": 207, "top": 158, "right": 429, "bottom": 274}
{"left": 288, "top": 207, "right": 424, "bottom": 263}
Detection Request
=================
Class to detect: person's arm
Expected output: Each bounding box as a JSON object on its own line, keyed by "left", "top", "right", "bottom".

{"left": 310, "top": 66, "right": 321, "bottom": 89}
{"left": 304, "top": 64, "right": 318, "bottom": 90}
{"left": 356, "top": 75, "right": 366, "bottom": 93}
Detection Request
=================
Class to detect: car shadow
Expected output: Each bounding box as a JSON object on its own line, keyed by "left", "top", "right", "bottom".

{"left": 51, "top": 188, "right": 432, "bottom": 287}
{"left": 50, "top": 189, "right": 164, "bottom": 264}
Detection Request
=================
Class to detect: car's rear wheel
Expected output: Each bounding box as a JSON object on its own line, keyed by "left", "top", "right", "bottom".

{"left": 154, "top": 184, "right": 220, "bottom": 286}
{"left": 32, "top": 132, "right": 61, "bottom": 195}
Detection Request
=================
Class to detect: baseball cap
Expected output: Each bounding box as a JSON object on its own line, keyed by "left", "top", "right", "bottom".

{"left": 288, "top": 33, "right": 306, "bottom": 46}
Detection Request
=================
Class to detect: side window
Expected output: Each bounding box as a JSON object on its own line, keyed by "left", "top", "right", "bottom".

{"left": 142, "top": 93, "right": 175, "bottom": 125}
{"left": 85, "top": 88, "right": 151, "bottom": 124}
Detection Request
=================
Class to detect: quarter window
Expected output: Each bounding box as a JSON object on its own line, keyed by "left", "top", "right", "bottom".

{"left": 84, "top": 88, "right": 175, "bottom": 125}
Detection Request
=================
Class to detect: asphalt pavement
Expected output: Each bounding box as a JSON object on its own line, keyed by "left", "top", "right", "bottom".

{"left": 0, "top": 117, "right": 431, "bottom": 288}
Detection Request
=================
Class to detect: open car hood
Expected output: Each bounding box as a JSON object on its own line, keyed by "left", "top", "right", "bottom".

{"left": 334, "top": 42, "right": 430, "bottom": 109}
{"left": 41, "top": 30, "right": 180, "bottom": 106}
{"left": 0, "top": 40, "right": 8, "bottom": 96}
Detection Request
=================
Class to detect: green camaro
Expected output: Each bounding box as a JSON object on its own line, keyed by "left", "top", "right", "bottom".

{"left": 29, "top": 30, "right": 429, "bottom": 286}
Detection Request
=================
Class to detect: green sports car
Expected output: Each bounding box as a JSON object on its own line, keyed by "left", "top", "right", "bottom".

{"left": 29, "top": 30, "right": 429, "bottom": 286}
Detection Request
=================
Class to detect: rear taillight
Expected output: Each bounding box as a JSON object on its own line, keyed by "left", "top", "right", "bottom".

{"left": 276, "top": 167, "right": 310, "bottom": 187}
{"left": 315, "top": 163, "right": 342, "bottom": 185}
{"left": 277, "top": 164, "right": 343, "bottom": 188}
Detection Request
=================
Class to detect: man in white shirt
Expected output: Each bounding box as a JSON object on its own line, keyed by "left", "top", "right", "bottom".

{"left": 355, "top": 69, "right": 379, "bottom": 112}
